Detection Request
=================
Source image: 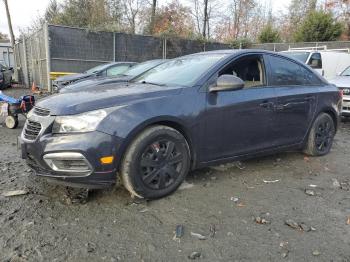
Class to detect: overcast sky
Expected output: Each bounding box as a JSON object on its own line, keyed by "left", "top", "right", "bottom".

{"left": 0, "top": 0, "right": 291, "bottom": 38}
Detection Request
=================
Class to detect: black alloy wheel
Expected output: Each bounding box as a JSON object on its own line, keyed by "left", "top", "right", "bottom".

{"left": 314, "top": 118, "right": 334, "bottom": 153}
{"left": 121, "top": 125, "right": 191, "bottom": 199}
{"left": 139, "top": 139, "right": 184, "bottom": 190}
{"left": 304, "top": 113, "right": 335, "bottom": 156}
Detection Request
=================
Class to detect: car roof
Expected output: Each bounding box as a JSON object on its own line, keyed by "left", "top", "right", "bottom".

{"left": 107, "top": 61, "right": 137, "bottom": 66}
{"left": 187, "top": 49, "right": 284, "bottom": 57}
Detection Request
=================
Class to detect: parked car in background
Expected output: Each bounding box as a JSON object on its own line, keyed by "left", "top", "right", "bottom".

{"left": 282, "top": 49, "right": 350, "bottom": 80}
{"left": 20, "top": 50, "right": 341, "bottom": 199}
{"left": 0, "top": 62, "right": 13, "bottom": 90}
{"left": 59, "top": 59, "right": 166, "bottom": 93}
{"left": 52, "top": 62, "right": 136, "bottom": 92}
{"left": 329, "top": 65, "right": 350, "bottom": 117}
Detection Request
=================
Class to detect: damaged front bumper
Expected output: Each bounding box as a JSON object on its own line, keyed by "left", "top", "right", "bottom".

{"left": 20, "top": 129, "right": 120, "bottom": 189}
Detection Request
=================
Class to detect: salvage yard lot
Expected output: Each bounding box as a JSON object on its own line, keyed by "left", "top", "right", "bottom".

{"left": 0, "top": 87, "right": 349, "bottom": 261}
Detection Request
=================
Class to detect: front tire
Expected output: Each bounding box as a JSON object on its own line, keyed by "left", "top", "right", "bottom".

{"left": 304, "top": 113, "right": 335, "bottom": 156}
{"left": 121, "top": 125, "right": 191, "bottom": 199}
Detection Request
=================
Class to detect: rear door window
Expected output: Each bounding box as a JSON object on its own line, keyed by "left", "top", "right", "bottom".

{"left": 268, "top": 55, "right": 305, "bottom": 86}
{"left": 268, "top": 55, "right": 322, "bottom": 86}
{"left": 299, "top": 65, "right": 323, "bottom": 85}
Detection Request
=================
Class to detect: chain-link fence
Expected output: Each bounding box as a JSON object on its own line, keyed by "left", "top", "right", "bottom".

{"left": 15, "top": 24, "right": 231, "bottom": 91}
{"left": 14, "top": 24, "right": 350, "bottom": 92}
{"left": 251, "top": 41, "right": 350, "bottom": 52}
{"left": 15, "top": 26, "right": 49, "bottom": 90}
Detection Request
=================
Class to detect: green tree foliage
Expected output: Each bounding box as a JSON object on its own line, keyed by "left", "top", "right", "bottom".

{"left": 229, "top": 38, "right": 252, "bottom": 49}
{"left": 286, "top": 0, "right": 317, "bottom": 41}
{"left": 45, "top": 0, "right": 60, "bottom": 23}
{"left": 294, "top": 11, "right": 344, "bottom": 42}
{"left": 44, "top": 0, "right": 122, "bottom": 31}
{"left": 258, "top": 24, "right": 280, "bottom": 43}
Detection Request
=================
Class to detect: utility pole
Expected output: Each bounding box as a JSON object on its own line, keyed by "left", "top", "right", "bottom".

{"left": 3, "top": 0, "right": 15, "bottom": 48}
{"left": 3, "top": 0, "right": 17, "bottom": 80}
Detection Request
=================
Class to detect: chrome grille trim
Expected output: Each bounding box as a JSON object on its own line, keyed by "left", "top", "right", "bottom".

{"left": 33, "top": 106, "right": 50, "bottom": 117}
{"left": 24, "top": 120, "right": 42, "bottom": 140}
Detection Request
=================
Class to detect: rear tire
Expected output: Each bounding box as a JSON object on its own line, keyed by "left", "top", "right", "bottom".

{"left": 121, "top": 125, "right": 191, "bottom": 199}
{"left": 304, "top": 113, "right": 335, "bottom": 156}
{"left": 5, "top": 115, "right": 18, "bottom": 129}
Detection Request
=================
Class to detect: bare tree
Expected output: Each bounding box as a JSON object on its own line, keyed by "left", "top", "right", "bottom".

{"left": 123, "top": 0, "right": 146, "bottom": 34}
{"left": 191, "top": 0, "right": 219, "bottom": 39}
{"left": 230, "top": 0, "right": 257, "bottom": 39}
{"left": 214, "top": 0, "right": 270, "bottom": 43}
{"left": 326, "top": 0, "right": 350, "bottom": 39}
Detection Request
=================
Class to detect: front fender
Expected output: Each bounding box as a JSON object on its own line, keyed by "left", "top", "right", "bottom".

{"left": 96, "top": 89, "right": 204, "bottom": 169}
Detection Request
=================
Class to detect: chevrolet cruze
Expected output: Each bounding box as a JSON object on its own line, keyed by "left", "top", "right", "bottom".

{"left": 20, "top": 50, "right": 342, "bottom": 199}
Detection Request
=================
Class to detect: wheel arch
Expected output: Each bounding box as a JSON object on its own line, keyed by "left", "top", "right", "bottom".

{"left": 321, "top": 108, "right": 339, "bottom": 131}
{"left": 117, "top": 116, "right": 196, "bottom": 171}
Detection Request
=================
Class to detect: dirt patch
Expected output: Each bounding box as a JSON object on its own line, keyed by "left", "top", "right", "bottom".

{"left": 0, "top": 87, "right": 349, "bottom": 261}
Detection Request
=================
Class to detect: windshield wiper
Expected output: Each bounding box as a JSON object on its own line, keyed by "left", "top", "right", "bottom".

{"left": 141, "top": 80, "right": 166, "bottom": 86}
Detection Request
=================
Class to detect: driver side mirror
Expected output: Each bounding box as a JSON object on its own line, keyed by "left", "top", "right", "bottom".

{"left": 209, "top": 74, "right": 244, "bottom": 92}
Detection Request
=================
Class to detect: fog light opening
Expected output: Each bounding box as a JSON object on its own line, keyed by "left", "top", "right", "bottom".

{"left": 43, "top": 152, "right": 92, "bottom": 176}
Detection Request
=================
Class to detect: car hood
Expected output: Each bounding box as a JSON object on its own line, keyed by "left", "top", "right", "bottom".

{"left": 60, "top": 75, "right": 131, "bottom": 93}
{"left": 328, "top": 76, "right": 350, "bottom": 88}
{"left": 55, "top": 73, "right": 93, "bottom": 82}
{"left": 37, "top": 82, "right": 183, "bottom": 115}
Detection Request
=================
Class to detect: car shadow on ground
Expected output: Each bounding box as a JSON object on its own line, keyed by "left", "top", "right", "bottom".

{"left": 49, "top": 151, "right": 307, "bottom": 205}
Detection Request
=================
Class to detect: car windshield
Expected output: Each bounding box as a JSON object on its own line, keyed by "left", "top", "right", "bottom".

{"left": 133, "top": 54, "right": 226, "bottom": 86}
{"left": 341, "top": 66, "right": 350, "bottom": 76}
{"left": 123, "top": 60, "right": 164, "bottom": 77}
{"left": 84, "top": 63, "right": 110, "bottom": 74}
{"left": 284, "top": 52, "right": 310, "bottom": 63}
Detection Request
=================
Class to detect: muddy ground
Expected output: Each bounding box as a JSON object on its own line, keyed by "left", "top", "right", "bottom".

{"left": 0, "top": 87, "right": 349, "bottom": 262}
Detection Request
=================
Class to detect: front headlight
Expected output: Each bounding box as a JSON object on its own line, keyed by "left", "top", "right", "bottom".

{"left": 52, "top": 109, "right": 108, "bottom": 133}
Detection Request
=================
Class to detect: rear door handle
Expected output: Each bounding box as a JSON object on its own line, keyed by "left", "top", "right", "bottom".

{"left": 275, "top": 99, "right": 314, "bottom": 111}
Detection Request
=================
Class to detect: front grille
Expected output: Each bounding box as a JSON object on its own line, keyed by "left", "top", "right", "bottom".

{"left": 33, "top": 107, "right": 50, "bottom": 116}
{"left": 24, "top": 120, "right": 42, "bottom": 140}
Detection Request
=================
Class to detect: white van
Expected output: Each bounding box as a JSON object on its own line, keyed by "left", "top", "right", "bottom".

{"left": 282, "top": 47, "right": 350, "bottom": 80}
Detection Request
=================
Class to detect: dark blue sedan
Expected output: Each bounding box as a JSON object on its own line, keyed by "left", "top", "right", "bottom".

{"left": 52, "top": 62, "right": 136, "bottom": 92}
{"left": 20, "top": 50, "right": 342, "bottom": 199}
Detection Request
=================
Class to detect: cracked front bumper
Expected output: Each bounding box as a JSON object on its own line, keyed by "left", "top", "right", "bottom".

{"left": 20, "top": 131, "right": 121, "bottom": 189}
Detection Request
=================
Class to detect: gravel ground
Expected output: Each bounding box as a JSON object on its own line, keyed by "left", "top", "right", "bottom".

{"left": 0, "top": 87, "right": 349, "bottom": 261}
